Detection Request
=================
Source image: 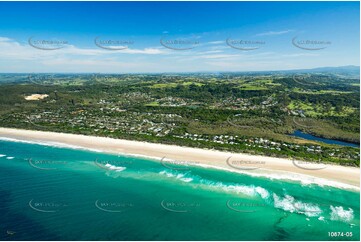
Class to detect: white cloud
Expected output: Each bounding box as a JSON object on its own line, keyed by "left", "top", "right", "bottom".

{"left": 198, "top": 50, "right": 223, "bottom": 54}
{"left": 0, "top": 36, "right": 167, "bottom": 61}
{"left": 0, "top": 35, "right": 352, "bottom": 73}
{"left": 282, "top": 53, "right": 319, "bottom": 57}
{"left": 0, "top": 36, "right": 169, "bottom": 72}
{"left": 207, "top": 40, "right": 224, "bottom": 45}
{"left": 256, "top": 30, "right": 293, "bottom": 36}
{"left": 122, "top": 47, "right": 165, "bottom": 55}
{"left": 197, "top": 54, "right": 241, "bottom": 59}
{"left": 0, "top": 37, "right": 12, "bottom": 42}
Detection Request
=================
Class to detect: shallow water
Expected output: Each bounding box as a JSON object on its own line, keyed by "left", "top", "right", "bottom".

{"left": 0, "top": 139, "right": 359, "bottom": 241}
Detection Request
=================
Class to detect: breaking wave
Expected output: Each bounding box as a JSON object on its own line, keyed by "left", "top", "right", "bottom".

{"left": 330, "top": 205, "right": 354, "bottom": 222}
{"left": 104, "top": 163, "right": 126, "bottom": 172}
{"left": 158, "top": 169, "right": 356, "bottom": 224}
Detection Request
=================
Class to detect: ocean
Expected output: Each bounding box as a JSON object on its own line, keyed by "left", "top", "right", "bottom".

{"left": 0, "top": 139, "right": 359, "bottom": 241}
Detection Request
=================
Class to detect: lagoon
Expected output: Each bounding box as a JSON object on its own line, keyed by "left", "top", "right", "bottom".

{"left": 290, "top": 130, "right": 359, "bottom": 148}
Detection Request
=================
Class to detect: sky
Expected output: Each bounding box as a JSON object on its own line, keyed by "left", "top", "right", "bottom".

{"left": 0, "top": 1, "right": 359, "bottom": 73}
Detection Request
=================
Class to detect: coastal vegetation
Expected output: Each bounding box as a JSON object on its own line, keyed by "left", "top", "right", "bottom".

{"left": 0, "top": 72, "right": 359, "bottom": 166}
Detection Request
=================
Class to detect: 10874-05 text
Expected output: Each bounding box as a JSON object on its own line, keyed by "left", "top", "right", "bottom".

{"left": 328, "top": 232, "right": 353, "bottom": 237}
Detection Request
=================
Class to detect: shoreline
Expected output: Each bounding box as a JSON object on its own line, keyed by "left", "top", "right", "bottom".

{"left": 0, "top": 127, "right": 359, "bottom": 190}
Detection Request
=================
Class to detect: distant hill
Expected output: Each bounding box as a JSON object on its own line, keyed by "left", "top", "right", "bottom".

{"left": 288, "top": 65, "right": 360, "bottom": 78}
{"left": 214, "top": 66, "right": 360, "bottom": 78}
{"left": 0, "top": 66, "right": 359, "bottom": 80}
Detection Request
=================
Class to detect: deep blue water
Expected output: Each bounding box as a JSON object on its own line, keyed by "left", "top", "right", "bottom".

{"left": 291, "top": 130, "right": 360, "bottom": 148}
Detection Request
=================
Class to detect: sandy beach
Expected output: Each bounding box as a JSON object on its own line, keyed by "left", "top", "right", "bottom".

{"left": 0, "top": 127, "right": 359, "bottom": 189}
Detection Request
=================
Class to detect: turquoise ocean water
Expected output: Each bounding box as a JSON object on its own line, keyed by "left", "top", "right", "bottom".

{"left": 0, "top": 139, "right": 359, "bottom": 241}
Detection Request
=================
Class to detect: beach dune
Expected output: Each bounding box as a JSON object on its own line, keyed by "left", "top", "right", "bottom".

{"left": 0, "top": 127, "right": 359, "bottom": 189}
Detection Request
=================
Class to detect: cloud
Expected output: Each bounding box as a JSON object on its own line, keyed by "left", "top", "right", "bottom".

{"left": 0, "top": 36, "right": 170, "bottom": 72}
{"left": 122, "top": 47, "right": 165, "bottom": 55}
{"left": 197, "top": 54, "right": 241, "bottom": 59}
{"left": 282, "top": 53, "right": 319, "bottom": 57}
{"left": 0, "top": 35, "right": 352, "bottom": 73}
{"left": 207, "top": 40, "right": 224, "bottom": 45}
{"left": 256, "top": 30, "right": 293, "bottom": 36}
{"left": 198, "top": 50, "right": 223, "bottom": 54}
{"left": 40, "top": 57, "right": 141, "bottom": 68}
{"left": 0, "top": 36, "right": 167, "bottom": 62}
{"left": 0, "top": 37, "right": 12, "bottom": 42}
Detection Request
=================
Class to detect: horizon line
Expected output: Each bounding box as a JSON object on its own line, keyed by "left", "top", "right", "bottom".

{"left": 0, "top": 65, "right": 359, "bottom": 75}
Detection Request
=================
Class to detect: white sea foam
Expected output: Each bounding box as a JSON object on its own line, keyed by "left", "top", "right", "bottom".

{"left": 181, "top": 178, "right": 193, "bottom": 183}
{"left": 159, "top": 169, "right": 273, "bottom": 199}
{"left": 175, "top": 173, "right": 193, "bottom": 182}
{"left": 104, "top": 163, "right": 126, "bottom": 172}
{"left": 6, "top": 157, "right": 14, "bottom": 160}
{"left": 255, "top": 187, "right": 270, "bottom": 199}
{"left": 159, "top": 170, "right": 193, "bottom": 183}
{"left": 0, "top": 154, "right": 6, "bottom": 158}
{"left": 217, "top": 183, "right": 259, "bottom": 197}
{"left": 224, "top": 185, "right": 269, "bottom": 199}
{"left": 156, "top": 158, "right": 359, "bottom": 191}
{"left": 159, "top": 170, "right": 175, "bottom": 178}
{"left": 159, "top": 169, "right": 272, "bottom": 199}
{"left": 273, "top": 194, "right": 322, "bottom": 217}
{"left": 192, "top": 163, "right": 359, "bottom": 191}
{"left": 273, "top": 194, "right": 296, "bottom": 213}
{"left": 330, "top": 205, "right": 354, "bottom": 222}
{"left": 158, "top": 168, "right": 356, "bottom": 224}
{"left": 135, "top": 156, "right": 358, "bottom": 192}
